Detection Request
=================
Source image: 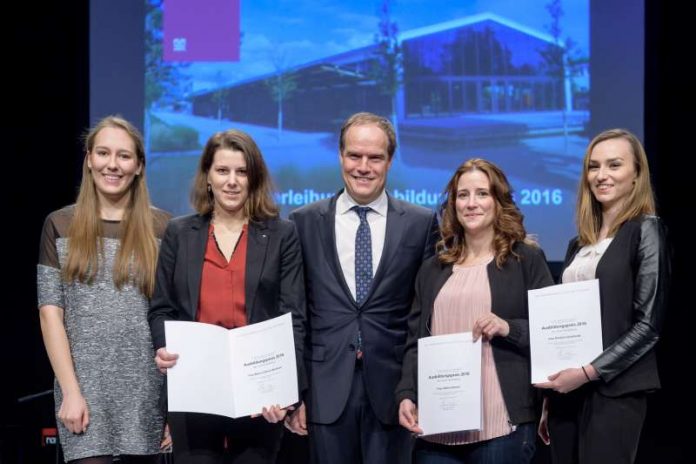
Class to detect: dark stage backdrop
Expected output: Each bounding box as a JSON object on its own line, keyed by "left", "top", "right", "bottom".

{"left": 3, "top": 0, "right": 690, "bottom": 462}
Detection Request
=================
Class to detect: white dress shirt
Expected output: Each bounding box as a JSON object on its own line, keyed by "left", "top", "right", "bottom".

{"left": 335, "top": 190, "right": 388, "bottom": 300}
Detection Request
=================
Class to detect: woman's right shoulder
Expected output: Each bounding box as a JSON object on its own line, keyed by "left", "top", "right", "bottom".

{"left": 419, "top": 254, "right": 449, "bottom": 275}
{"left": 45, "top": 204, "right": 75, "bottom": 220}
{"left": 415, "top": 255, "right": 453, "bottom": 290}
{"left": 560, "top": 235, "right": 581, "bottom": 266}
{"left": 150, "top": 206, "right": 173, "bottom": 238}
{"left": 163, "top": 213, "right": 205, "bottom": 234}
{"left": 42, "top": 205, "right": 75, "bottom": 237}
{"left": 514, "top": 240, "right": 546, "bottom": 258}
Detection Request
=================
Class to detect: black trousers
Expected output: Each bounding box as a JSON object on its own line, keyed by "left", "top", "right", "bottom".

{"left": 308, "top": 364, "right": 413, "bottom": 464}
{"left": 548, "top": 386, "right": 647, "bottom": 464}
{"left": 168, "top": 412, "right": 283, "bottom": 464}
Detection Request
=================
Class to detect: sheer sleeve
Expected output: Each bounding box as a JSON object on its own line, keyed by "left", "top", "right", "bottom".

{"left": 37, "top": 212, "right": 65, "bottom": 309}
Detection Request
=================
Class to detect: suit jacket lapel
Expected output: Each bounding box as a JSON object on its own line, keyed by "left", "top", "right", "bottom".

{"left": 245, "top": 221, "right": 269, "bottom": 319}
{"left": 320, "top": 194, "right": 356, "bottom": 306}
{"left": 187, "top": 214, "right": 209, "bottom": 320}
{"left": 362, "top": 195, "right": 405, "bottom": 306}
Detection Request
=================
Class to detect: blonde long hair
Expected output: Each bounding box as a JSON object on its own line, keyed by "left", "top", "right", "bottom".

{"left": 576, "top": 129, "right": 655, "bottom": 245}
{"left": 63, "top": 116, "right": 159, "bottom": 297}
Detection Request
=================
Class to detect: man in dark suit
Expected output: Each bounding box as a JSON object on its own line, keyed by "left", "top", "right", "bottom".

{"left": 286, "top": 112, "right": 438, "bottom": 463}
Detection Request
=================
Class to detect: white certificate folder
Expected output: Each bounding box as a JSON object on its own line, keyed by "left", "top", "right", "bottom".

{"left": 165, "top": 313, "right": 298, "bottom": 418}
{"left": 528, "top": 279, "right": 603, "bottom": 384}
{"left": 418, "top": 332, "right": 482, "bottom": 436}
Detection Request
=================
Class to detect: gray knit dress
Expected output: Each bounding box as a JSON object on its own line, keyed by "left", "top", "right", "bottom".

{"left": 36, "top": 205, "right": 169, "bottom": 461}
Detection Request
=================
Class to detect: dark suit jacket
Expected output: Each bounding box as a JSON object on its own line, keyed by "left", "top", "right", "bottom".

{"left": 562, "top": 215, "right": 670, "bottom": 397}
{"left": 148, "top": 213, "right": 307, "bottom": 393}
{"left": 396, "top": 242, "right": 554, "bottom": 425}
{"left": 289, "top": 192, "right": 438, "bottom": 425}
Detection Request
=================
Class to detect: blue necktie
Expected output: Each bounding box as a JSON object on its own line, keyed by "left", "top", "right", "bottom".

{"left": 353, "top": 206, "right": 372, "bottom": 360}
{"left": 354, "top": 206, "right": 373, "bottom": 305}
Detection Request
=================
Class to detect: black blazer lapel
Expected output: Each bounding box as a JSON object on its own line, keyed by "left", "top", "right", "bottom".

{"left": 319, "top": 194, "right": 356, "bottom": 306}
{"left": 364, "top": 196, "right": 406, "bottom": 305}
{"left": 245, "top": 221, "right": 270, "bottom": 319}
{"left": 186, "top": 215, "right": 209, "bottom": 320}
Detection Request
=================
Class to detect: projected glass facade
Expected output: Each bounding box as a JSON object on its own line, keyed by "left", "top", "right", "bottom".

{"left": 190, "top": 14, "right": 571, "bottom": 131}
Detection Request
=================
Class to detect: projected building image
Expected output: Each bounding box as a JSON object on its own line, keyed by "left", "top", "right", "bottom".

{"left": 145, "top": 2, "right": 589, "bottom": 259}
{"left": 189, "top": 13, "right": 587, "bottom": 153}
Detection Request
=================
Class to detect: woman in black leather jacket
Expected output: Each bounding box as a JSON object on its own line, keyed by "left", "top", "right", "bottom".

{"left": 536, "top": 129, "right": 670, "bottom": 464}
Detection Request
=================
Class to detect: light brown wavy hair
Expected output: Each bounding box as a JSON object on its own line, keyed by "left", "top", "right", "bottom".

{"left": 191, "top": 129, "right": 279, "bottom": 221}
{"left": 576, "top": 129, "right": 655, "bottom": 245}
{"left": 437, "top": 158, "right": 535, "bottom": 267}
{"left": 64, "top": 115, "right": 159, "bottom": 297}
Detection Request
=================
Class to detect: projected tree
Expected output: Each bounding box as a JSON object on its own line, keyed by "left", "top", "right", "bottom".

{"left": 265, "top": 64, "right": 298, "bottom": 140}
{"left": 371, "top": 0, "right": 403, "bottom": 157}
{"left": 540, "top": 0, "right": 587, "bottom": 151}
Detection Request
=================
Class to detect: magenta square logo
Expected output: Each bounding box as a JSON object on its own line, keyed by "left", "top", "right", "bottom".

{"left": 163, "top": 0, "right": 240, "bottom": 62}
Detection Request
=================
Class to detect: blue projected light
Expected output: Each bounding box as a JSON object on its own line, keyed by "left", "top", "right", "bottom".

{"left": 137, "top": 0, "right": 593, "bottom": 260}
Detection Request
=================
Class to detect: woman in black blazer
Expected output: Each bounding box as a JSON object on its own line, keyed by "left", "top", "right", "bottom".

{"left": 396, "top": 159, "right": 553, "bottom": 463}
{"left": 536, "top": 129, "right": 670, "bottom": 464}
{"left": 147, "top": 129, "right": 306, "bottom": 464}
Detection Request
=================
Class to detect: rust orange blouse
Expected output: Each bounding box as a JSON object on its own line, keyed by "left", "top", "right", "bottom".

{"left": 197, "top": 223, "right": 248, "bottom": 329}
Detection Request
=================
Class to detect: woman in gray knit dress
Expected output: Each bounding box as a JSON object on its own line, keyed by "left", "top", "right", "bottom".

{"left": 37, "top": 116, "right": 169, "bottom": 463}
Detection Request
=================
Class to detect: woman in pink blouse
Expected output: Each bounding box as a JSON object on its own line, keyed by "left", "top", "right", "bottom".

{"left": 396, "top": 158, "right": 553, "bottom": 463}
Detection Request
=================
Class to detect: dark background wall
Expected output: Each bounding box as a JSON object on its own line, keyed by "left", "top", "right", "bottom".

{"left": 4, "top": 1, "right": 89, "bottom": 461}
{"left": 3, "top": 0, "right": 691, "bottom": 462}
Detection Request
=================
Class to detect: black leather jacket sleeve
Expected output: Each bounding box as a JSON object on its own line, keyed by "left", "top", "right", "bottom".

{"left": 592, "top": 217, "right": 671, "bottom": 382}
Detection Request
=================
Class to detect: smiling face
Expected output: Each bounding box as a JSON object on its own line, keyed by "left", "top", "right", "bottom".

{"left": 587, "top": 138, "right": 637, "bottom": 212}
{"left": 207, "top": 148, "right": 249, "bottom": 216}
{"left": 455, "top": 169, "right": 496, "bottom": 239}
{"left": 339, "top": 123, "right": 393, "bottom": 205}
{"left": 87, "top": 126, "right": 142, "bottom": 204}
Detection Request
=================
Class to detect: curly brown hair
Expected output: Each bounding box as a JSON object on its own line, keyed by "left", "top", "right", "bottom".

{"left": 437, "top": 158, "right": 535, "bottom": 267}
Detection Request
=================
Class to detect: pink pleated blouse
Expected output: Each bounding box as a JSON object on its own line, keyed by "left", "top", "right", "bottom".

{"left": 424, "top": 259, "right": 513, "bottom": 445}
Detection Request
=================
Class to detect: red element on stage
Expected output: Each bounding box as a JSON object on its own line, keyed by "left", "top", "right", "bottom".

{"left": 41, "top": 427, "right": 57, "bottom": 446}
